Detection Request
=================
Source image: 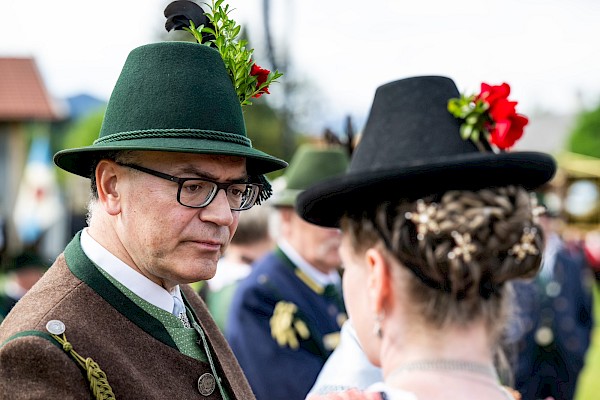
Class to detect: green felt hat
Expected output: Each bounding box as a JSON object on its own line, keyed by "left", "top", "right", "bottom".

{"left": 272, "top": 144, "right": 349, "bottom": 207}
{"left": 54, "top": 41, "right": 287, "bottom": 181}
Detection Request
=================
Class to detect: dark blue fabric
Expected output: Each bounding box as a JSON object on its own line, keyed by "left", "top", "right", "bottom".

{"left": 226, "top": 250, "right": 344, "bottom": 400}
{"left": 512, "top": 242, "right": 593, "bottom": 400}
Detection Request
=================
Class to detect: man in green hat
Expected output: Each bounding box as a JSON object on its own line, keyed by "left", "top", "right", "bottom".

{"left": 0, "top": 2, "right": 286, "bottom": 398}
{"left": 226, "top": 143, "right": 349, "bottom": 400}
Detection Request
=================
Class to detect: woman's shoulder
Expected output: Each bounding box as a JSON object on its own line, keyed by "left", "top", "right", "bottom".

{"left": 306, "top": 384, "right": 529, "bottom": 400}
{"left": 306, "top": 383, "right": 418, "bottom": 400}
{"left": 306, "top": 388, "right": 387, "bottom": 400}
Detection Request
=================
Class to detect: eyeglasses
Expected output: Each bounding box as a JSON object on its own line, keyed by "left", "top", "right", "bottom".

{"left": 117, "top": 162, "right": 262, "bottom": 211}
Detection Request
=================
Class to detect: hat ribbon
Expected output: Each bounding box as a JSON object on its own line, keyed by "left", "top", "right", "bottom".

{"left": 94, "top": 128, "right": 252, "bottom": 147}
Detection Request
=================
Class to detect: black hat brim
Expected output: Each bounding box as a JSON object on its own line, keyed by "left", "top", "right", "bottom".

{"left": 297, "top": 151, "right": 556, "bottom": 228}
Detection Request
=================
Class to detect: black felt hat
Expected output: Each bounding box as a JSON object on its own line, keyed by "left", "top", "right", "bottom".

{"left": 297, "top": 76, "right": 556, "bottom": 227}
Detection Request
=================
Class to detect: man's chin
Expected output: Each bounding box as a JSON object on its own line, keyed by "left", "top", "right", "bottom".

{"left": 179, "top": 261, "right": 218, "bottom": 283}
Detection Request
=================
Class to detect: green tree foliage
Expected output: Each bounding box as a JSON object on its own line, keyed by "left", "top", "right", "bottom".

{"left": 57, "top": 109, "right": 105, "bottom": 182}
{"left": 568, "top": 103, "right": 600, "bottom": 158}
{"left": 244, "top": 101, "right": 301, "bottom": 180}
{"left": 62, "top": 109, "right": 105, "bottom": 149}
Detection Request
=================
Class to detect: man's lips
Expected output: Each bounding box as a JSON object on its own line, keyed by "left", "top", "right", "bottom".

{"left": 186, "top": 239, "right": 224, "bottom": 251}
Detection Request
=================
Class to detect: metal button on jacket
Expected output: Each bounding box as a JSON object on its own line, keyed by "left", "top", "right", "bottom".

{"left": 197, "top": 372, "right": 216, "bottom": 396}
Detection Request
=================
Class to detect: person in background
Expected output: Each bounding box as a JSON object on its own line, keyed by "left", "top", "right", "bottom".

{"left": 511, "top": 210, "right": 592, "bottom": 400}
{"left": 298, "top": 76, "right": 556, "bottom": 399}
{"left": 227, "top": 143, "right": 349, "bottom": 400}
{"left": 206, "top": 204, "right": 275, "bottom": 331}
{"left": 573, "top": 229, "right": 600, "bottom": 399}
{"left": 0, "top": 1, "right": 286, "bottom": 398}
{"left": 308, "top": 319, "right": 383, "bottom": 396}
{"left": 0, "top": 250, "right": 48, "bottom": 318}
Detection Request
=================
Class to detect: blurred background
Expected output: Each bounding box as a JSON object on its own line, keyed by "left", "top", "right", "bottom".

{"left": 2, "top": 2, "right": 600, "bottom": 397}
{"left": 1, "top": 0, "right": 599, "bottom": 290}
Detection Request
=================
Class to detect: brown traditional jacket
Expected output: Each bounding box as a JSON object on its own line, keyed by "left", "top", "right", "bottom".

{"left": 0, "top": 233, "right": 255, "bottom": 400}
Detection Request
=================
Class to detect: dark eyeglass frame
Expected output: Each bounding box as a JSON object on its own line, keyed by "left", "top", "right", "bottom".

{"left": 116, "top": 162, "right": 262, "bottom": 211}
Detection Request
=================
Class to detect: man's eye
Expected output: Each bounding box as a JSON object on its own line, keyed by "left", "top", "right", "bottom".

{"left": 229, "top": 186, "right": 246, "bottom": 197}
{"left": 183, "top": 182, "right": 207, "bottom": 193}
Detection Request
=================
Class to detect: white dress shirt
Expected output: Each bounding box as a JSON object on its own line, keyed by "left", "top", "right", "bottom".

{"left": 80, "top": 228, "right": 182, "bottom": 313}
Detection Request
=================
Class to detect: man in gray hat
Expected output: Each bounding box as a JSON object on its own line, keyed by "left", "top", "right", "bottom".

{"left": 0, "top": 1, "right": 286, "bottom": 398}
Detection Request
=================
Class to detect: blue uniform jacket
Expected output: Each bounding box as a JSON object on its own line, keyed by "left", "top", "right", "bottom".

{"left": 512, "top": 241, "right": 592, "bottom": 400}
{"left": 226, "top": 248, "right": 346, "bottom": 400}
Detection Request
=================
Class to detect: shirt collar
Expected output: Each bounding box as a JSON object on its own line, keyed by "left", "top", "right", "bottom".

{"left": 277, "top": 239, "right": 340, "bottom": 287}
{"left": 80, "top": 228, "right": 180, "bottom": 313}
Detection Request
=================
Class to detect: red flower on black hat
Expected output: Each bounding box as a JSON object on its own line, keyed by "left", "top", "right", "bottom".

{"left": 448, "top": 82, "right": 528, "bottom": 152}
{"left": 477, "top": 83, "right": 528, "bottom": 150}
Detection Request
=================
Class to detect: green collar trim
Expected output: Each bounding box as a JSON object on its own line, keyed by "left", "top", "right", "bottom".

{"left": 274, "top": 247, "right": 325, "bottom": 295}
{"left": 1, "top": 330, "right": 60, "bottom": 350}
{"left": 64, "top": 232, "right": 177, "bottom": 349}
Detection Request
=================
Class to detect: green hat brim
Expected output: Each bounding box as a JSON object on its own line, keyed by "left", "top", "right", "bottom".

{"left": 271, "top": 188, "right": 302, "bottom": 208}
{"left": 54, "top": 135, "right": 287, "bottom": 178}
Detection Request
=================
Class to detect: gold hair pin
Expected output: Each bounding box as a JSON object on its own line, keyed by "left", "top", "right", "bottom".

{"left": 509, "top": 226, "right": 539, "bottom": 262}
{"left": 405, "top": 200, "right": 440, "bottom": 241}
{"left": 448, "top": 231, "right": 477, "bottom": 262}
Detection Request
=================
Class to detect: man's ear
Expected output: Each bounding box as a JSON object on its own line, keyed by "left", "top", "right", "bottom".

{"left": 365, "top": 247, "right": 393, "bottom": 314}
{"left": 95, "top": 160, "right": 122, "bottom": 216}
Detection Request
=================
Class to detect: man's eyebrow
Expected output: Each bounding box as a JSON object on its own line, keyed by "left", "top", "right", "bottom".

{"left": 177, "top": 166, "right": 248, "bottom": 182}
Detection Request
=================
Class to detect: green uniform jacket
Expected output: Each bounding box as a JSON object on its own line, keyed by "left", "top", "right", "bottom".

{"left": 0, "top": 233, "right": 255, "bottom": 400}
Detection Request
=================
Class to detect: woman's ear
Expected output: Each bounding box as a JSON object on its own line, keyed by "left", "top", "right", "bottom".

{"left": 95, "top": 160, "right": 122, "bottom": 216}
{"left": 365, "top": 247, "right": 393, "bottom": 314}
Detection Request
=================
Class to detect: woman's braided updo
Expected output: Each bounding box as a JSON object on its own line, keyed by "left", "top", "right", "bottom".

{"left": 341, "top": 185, "right": 544, "bottom": 331}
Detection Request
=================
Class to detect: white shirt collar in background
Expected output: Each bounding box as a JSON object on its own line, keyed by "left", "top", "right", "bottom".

{"left": 278, "top": 239, "right": 340, "bottom": 287}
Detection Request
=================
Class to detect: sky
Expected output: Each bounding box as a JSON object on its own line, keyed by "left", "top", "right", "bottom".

{"left": 2, "top": 0, "right": 600, "bottom": 134}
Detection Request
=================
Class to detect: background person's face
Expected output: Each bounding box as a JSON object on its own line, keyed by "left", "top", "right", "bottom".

{"left": 285, "top": 210, "right": 342, "bottom": 273}
{"left": 115, "top": 151, "right": 245, "bottom": 290}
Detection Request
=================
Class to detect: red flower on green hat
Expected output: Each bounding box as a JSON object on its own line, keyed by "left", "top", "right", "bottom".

{"left": 164, "top": 0, "right": 283, "bottom": 106}
{"left": 250, "top": 63, "right": 271, "bottom": 98}
{"left": 448, "top": 81, "right": 528, "bottom": 152}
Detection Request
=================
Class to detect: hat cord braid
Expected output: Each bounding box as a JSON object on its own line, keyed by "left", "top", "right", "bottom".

{"left": 49, "top": 332, "right": 116, "bottom": 400}
{"left": 94, "top": 128, "right": 252, "bottom": 147}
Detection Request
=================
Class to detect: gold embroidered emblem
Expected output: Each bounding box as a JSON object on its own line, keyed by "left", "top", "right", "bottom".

{"left": 323, "top": 332, "right": 341, "bottom": 351}
{"left": 270, "top": 301, "right": 310, "bottom": 349}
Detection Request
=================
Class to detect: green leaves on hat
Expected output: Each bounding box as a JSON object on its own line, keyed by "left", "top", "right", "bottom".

{"left": 164, "top": 0, "right": 283, "bottom": 106}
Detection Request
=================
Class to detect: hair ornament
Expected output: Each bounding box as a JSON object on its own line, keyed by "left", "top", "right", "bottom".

{"left": 447, "top": 231, "right": 477, "bottom": 262}
{"left": 404, "top": 199, "right": 440, "bottom": 241}
{"left": 508, "top": 226, "right": 539, "bottom": 262}
{"left": 529, "top": 194, "right": 547, "bottom": 224}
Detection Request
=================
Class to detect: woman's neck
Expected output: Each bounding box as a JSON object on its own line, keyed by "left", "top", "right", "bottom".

{"left": 380, "top": 321, "right": 498, "bottom": 387}
{"left": 376, "top": 321, "right": 513, "bottom": 399}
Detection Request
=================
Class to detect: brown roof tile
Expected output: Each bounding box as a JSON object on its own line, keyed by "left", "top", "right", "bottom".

{"left": 0, "top": 57, "right": 59, "bottom": 121}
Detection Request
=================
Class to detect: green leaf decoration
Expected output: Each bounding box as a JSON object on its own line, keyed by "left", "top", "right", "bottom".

{"left": 179, "top": 0, "right": 282, "bottom": 106}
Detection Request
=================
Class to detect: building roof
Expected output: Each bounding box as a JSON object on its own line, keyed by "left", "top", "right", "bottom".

{"left": 0, "top": 57, "right": 60, "bottom": 121}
